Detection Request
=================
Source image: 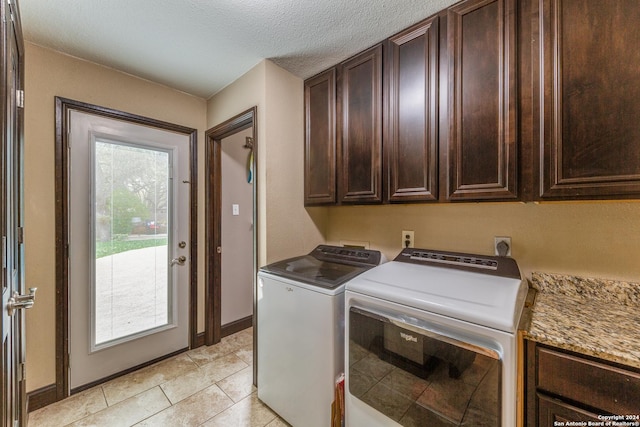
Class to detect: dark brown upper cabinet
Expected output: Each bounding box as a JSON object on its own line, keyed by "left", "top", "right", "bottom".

{"left": 445, "top": 0, "right": 518, "bottom": 200}
{"left": 385, "top": 16, "right": 440, "bottom": 202}
{"left": 304, "top": 69, "right": 337, "bottom": 205}
{"left": 338, "top": 44, "right": 384, "bottom": 204}
{"left": 536, "top": 0, "right": 640, "bottom": 199}
{"left": 304, "top": 0, "right": 640, "bottom": 205}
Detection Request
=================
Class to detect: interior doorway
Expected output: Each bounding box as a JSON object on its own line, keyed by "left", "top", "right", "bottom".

{"left": 220, "top": 128, "right": 254, "bottom": 330}
{"left": 204, "top": 108, "right": 257, "bottom": 371}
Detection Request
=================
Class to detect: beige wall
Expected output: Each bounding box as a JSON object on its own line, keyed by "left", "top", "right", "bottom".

{"left": 221, "top": 128, "right": 254, "bottom": 324}
{"left": 207, "top": 60, "right": 326, "bottom": 266}
{"left": 24, "top": 43, "right": 207, "bottom": 392}
{"left": 325, "top": 201, "right": 640, "bottom": 282}
{"left": 263, "top": 61, "right": 327, "bottom": 262}
{"left": 206, "top": 62, "right": 268, "bottom": 267}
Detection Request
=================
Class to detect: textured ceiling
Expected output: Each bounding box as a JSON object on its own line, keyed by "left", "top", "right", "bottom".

{"left": 19, "top": 0, "right": 458, "bottom": 99}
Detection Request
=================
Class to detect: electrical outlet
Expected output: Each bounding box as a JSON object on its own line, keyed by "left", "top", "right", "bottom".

{"left": 402, "top": 230, "right": 415, "bottom": 248}
{"left": 494, "top": 236, "right": 512, "bottom": 256}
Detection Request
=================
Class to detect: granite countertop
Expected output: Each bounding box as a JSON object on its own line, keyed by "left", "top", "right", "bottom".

{"left": 526, "top": 272, "right": 640, "bottom": 369}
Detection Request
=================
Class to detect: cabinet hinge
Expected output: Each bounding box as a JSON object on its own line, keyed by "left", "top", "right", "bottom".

{"left": 17, "top": 227, "right": 24, "bottom": 244}
{"left": 16, "top": 89, "right": 24, "bottom": 108}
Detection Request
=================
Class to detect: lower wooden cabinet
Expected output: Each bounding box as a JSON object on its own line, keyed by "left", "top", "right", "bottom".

{"left": 526, "top": 340, "right": 640, "bottom": 426}
{"left": 538, "top": 393, "right": 600, "bottom": 424}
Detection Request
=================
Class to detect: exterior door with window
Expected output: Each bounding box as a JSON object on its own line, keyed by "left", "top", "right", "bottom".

{"left": 68, "top": 109, "right": 190, "bottom": 390}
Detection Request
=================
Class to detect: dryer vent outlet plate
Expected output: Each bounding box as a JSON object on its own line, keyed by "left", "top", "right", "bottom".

{"left": 494, "top": 237, "right": 512, "bottom": 256}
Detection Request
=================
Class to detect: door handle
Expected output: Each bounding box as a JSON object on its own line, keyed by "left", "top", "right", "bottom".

{"left": 7, "top": 287, "right": 37, "bottom": 316}
{"left": 171, "top": 256, "right": 187, "bottom": 266}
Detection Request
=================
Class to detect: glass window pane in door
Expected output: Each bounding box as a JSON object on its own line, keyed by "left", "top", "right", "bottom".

{"left": 92, "top": 140, "right": 172, "bottom": 347}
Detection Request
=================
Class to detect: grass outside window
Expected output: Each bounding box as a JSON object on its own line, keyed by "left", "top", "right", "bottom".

{"left": 96, "top": 238, "right": 168, "bottom": 258}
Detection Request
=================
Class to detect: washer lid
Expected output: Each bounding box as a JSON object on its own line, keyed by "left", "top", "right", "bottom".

{"left": 260, "top": 245, "right": 383, "bottom": 290}
{"left": 346, "top": 250, "right": 528, "bottom": 333}
{"left": 261, "top": 255, "right": 370, "bottom": 290}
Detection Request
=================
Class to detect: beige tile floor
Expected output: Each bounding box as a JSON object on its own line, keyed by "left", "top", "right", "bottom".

{"left": 28, "top": 328, "right": 290, "bottom": 427}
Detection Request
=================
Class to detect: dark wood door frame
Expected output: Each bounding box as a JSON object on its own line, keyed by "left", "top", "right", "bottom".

{"left": 204, "top": 107, "right": 257, "bottom": 348}
{"left": 54, "top": 97, "right": 198, "bottom": 400}
{"left": 1, "top": 0, "right": 26, "bottom": 422}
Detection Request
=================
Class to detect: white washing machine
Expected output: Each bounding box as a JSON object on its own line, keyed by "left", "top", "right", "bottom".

{"left": 257, "top": 245, "right": 383, "bottom": 427}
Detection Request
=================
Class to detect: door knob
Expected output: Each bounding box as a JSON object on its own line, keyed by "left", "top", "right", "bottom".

{"left": 171, "top": 256, "right": 187, "bottom": 266}
{"left": 7, "top": 287, "right": 37, "bottom": 316}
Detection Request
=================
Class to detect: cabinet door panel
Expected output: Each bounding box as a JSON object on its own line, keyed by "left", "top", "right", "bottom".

{"left": 527, "top": 341, "right": 640, "bottom": 426}
{"left": 538, "top": 393, "right": 600, "bottom": 425}
{"left": 447, "top": 0, "right": 518, "bottom": 200}
{"left": 386, "top": 17, "right": 439, "bottom": 202}
{"left": 339, "top": 45, "right": 383, "bottom": 203}
{"left": 540, "top": 0, "right": 640, "bottom": 198}
{"left": 304, "top": 69, "right": 336, "bottom": 205}
{"left": 537, "top": 346, "right": 640, "bottom": 414}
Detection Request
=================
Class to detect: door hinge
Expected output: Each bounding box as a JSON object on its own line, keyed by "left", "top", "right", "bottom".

{"left": 2, "top": 236, "right": 6, "bottom": 269}
{"left": 17, "top": 227, "right": 24, "bottom": 245}
{"left": 8, "top": 0, "right": 15, "bottom": 23}
{"left": 66, "top": 112, "right": 72, "bottom": 148}
{"left": 17, "top": 363, "right": 25, "bottom": 382}
{"left": 16, "top": 89, "right": 24, "bottom": 108}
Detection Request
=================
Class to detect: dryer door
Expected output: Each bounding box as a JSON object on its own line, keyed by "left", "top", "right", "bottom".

{"left": 348, "top": 306, "right": 502, "bottom": 426}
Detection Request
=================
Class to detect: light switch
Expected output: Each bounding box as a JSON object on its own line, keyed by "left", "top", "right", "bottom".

{"left": 232, "top": 204, "right": 239, "bottom": 216}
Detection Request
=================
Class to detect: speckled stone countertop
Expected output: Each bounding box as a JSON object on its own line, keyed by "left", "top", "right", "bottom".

{"left": 526, "top": 272, "right": 640, "bottom": 369}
